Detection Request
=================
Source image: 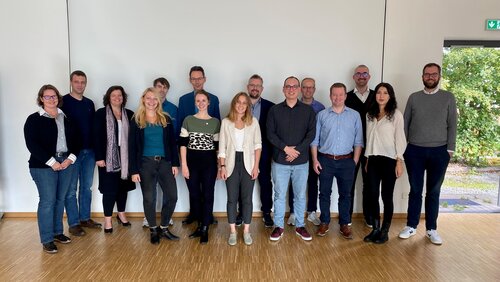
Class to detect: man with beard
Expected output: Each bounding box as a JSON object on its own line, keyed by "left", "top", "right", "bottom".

{"left": 399, "top": 63, "right": 457, "bottom": 245}
{"left": 345, "top": 65, "right": 375, "bottom": 228}
{"left": 247, "top": 74, "right": 275, "bottom": 227}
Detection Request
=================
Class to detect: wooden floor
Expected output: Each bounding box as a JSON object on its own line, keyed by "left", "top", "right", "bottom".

{"left": 0, "top": 214, "right": 499, "bottom": 281}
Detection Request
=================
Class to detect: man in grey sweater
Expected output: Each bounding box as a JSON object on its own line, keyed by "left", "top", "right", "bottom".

{"left": 399, "top": 63, "right": 457, "bottom": 245}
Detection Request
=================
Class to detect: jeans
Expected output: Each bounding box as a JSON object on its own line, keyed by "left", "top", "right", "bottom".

{"left": 318, "top": 155, "right": 356, "bottom": 225}
{"left": 366, "top": 156, "right": 397, "bottom": 224}
{"left": 288, "top": 153, "right": 319, "bottom": 213}
{"left": 404, "top": 144, "right": 450, "bottom": 230}
{"left": 271, "top": 162, "right": 309, "bottom": 228}
{"left": 140, "top": 157, "right": 178, "bottom": 227}
{"left": 65, "top": 149, "right": 95, "bottom": 226}
{"left": 30, "top": 163, "right": 75, "bottom": 244}
{"left": 226, "top": 152, "right": 255, "bottom": 224}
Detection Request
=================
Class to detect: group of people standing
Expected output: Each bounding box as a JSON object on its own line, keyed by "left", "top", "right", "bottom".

{"left": 24, "top": 63, "right": 456, "bottom": 254}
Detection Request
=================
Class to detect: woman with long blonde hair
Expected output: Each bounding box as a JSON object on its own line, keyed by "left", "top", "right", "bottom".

{"left": 218, "top": 92, "right": 261, "bottom": 246}
{"left": 129, "top": 87, "right": 180, "bottom": 244}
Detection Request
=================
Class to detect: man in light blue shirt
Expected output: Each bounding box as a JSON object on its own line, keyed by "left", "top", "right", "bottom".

{"left": 311, "top": 82, "right": 363, "bottom": 239}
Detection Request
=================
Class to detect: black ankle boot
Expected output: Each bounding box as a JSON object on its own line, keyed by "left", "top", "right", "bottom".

{"left": 189, "top": 224, "right": 202, "bottom": 239}
{"left": 363, "top": 218, "right": 380, "bottom": 242}
{"left": 150, "top": 227, "right": 160, "bottom": 244}
{"left": 200, "top": 226, "right": 209, "bottom": 244}
{"left": 374, "top": 222, "right": 390, "bottom": 244}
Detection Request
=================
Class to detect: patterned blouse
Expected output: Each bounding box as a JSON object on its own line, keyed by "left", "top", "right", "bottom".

{"left": 179, "top": 115, "right": 220, "bottom": 150}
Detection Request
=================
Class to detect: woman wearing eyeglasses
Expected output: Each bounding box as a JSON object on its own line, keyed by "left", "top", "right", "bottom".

{"left": 218, "top": 92, "right": 261, "bottom": 246}
{"left": 179, "top": 90, "right": 220, "bottom": 244}
{"left": 24, "top": 84, "right": 80, "bottom": 254}
{"left": 94, "top": 86, "right": 135, "bottom": 233}
{"left": 363, "top": 82, "right": 406, "bottom": 244}
{"left": 129, "top": 87, "right": 180, "bottom": 244}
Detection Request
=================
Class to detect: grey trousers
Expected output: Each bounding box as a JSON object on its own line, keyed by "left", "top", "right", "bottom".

{"left": 226, "top": 152, "right": 255, "bottom": 224}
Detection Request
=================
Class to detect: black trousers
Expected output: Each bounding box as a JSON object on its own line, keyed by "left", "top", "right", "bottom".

{"left": 366, "top": 156, "right": 397, "bottom": 224}
{"left": 186, "top": 151, "right": 217, "bottom": 226}
{"left": 102, "top": 189, "right": 128, "bottom": 217}
{"left": 350, "top": 153, "right": 369, "bottom": 220}
{"left": 140, "top": 157, "right": 178, "bottom": 227}
{"left": 257, "top": 155, "right": 273, "bottom": 214}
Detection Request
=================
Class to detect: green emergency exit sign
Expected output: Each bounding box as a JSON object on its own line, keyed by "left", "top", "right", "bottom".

{"left": 486, "top": 19, "right": 500, "bottom": 30}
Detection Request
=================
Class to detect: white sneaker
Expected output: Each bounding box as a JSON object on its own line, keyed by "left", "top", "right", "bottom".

{"left": 169, "top": 218, "right": 174, "bottom": 226}
{"left": 243, "top": 232, "right": 253, "bottom": 246}
{"left": 307, "top": 211, "right": 321, "bottom": 226}
{"left": 287, "top": 213, "right": 296, "bottom": 226}
{"left": 228, "top": 232, "right": 237, "bottom": 246}
{"left": 142, "top": 217, "right": 149, "bottom": 228}
{"left": 426, "top": 230, "right": 443, "bottom": 245}
{"left": 399, "top": 226, "right": 416, "bottom": 239}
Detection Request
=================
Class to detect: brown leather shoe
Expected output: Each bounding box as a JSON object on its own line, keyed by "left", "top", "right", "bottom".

{"left": 316, "top": 223, "right": 329, "bottom": 237}
{"left": 339, "top": 224, "right": 353, "bottom": 239}
{"left": 80, "top": 219, "right": 102, "bottom": 229}
{"left": 69, "top": 224, "right": 86, "bottom": 236}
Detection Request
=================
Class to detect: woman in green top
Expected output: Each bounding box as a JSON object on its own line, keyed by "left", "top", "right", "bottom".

{"left": 179, "top": 90, "right": 220, "bottom": 244}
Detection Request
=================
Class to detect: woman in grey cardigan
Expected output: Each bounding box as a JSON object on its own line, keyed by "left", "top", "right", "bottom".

{"left": 218, "top": 92, "right": 262, "bottom": 246}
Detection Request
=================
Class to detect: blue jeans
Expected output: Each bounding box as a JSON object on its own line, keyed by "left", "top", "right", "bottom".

{"left": 404, "top": 144, "right": 450, "bottom": 230}
{"left": 65, "top": 149, "right": 95, "bottom": 226}
{"left": 30, "top": 164, "right": 75, "bottom": 244}
{"left": 271, "top": 162, "right": 309, "bottom": 228}
{"left": 318, "top": 155, "right": 356, "bottom": 225}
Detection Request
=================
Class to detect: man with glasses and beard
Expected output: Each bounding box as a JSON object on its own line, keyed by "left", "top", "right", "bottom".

{"left": 398, "top": 63, "right": 457, "bottom": 245}
{"left": 345, "top": 65, "right": 375, "bottom": 228}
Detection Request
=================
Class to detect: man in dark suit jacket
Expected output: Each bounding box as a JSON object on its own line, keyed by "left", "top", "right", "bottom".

{"left": 247, "top": 74, "right": 275, "bottom": 227}
{"left": 178, "top": 66, "right": 221, "bottom": 225}
{"left": 178, "top": 66, "right": 221, "bottom": 126}
{"left": 345, "top": 64, "right": 376, "bottom": 228}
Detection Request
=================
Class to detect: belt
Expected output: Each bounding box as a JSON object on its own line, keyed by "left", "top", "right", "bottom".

{"left": 150, "top": 155, "right": 164, "bottom": 161}
{"left": 321, "top": 152, "right": 353, "bottom": 160}
{"left": 55, "top": 152, "right": 69, "bottom": 158}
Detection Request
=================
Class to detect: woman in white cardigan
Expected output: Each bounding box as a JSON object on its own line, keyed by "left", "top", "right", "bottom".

{"left": 218, "top": 92, "right": 262, "bottom": 246}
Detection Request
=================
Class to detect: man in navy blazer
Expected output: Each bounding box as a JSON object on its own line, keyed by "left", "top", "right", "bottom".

{"left": 178, "top": 66, "right": 221, "bottom": 225}
{"left": 247, "top": 74, "right": 275, "bottom": 227}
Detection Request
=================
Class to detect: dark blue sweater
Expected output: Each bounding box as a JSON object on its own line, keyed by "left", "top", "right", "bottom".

{"left": 61, "top": 94, "right": 95, "bottom": 149}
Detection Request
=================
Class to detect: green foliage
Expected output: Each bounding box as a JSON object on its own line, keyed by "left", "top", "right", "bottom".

{"left": 442, "top": 48, "right": 500, "bottom": 165}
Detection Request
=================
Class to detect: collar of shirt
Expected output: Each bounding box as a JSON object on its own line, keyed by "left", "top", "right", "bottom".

{"left": 327, "top": 106, "right": 347, "bottom": 114}
{"left": 354, "top": 87, "right": 370, "bottom": 103}
{"left": 38, "top": 107, "right": 65, "bottom": 117}
{"left": 252, "top": 97, "right": 262, "bottom": 108}
{"left": 423, "top": 87, "right": 439, "bottom": 95}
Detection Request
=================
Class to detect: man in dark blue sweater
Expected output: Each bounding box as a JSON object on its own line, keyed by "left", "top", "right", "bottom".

{"left": 62, "top": 70, "right": 101, "bottom": 236}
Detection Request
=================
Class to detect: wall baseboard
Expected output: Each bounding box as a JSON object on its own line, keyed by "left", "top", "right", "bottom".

{"left": 2, "top": 212, "right": 410, "bottom": 219}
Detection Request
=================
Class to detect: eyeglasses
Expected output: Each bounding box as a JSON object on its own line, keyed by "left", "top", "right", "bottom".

{"left": 302, "top": 86, "right": 315, "bottom": 90}
{"left": 42, "top": 95, "right": 58, "bottom": 101}
{"left": 423, "top": 73, "right": 440, "bottom": 78}
{"left": 248, "top": 84, "right": 262, "bottom": 88}
{"left": 284, "top": 85, "right": 300, "bottom": 90}
{"left": 354, "top": 72, "right": 369, "bottom": 78}
{"left": 190, "top": 77, "right": 205, "bottom": 82}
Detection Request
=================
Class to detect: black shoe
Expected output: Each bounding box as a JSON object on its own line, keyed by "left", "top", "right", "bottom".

{"left": 182, "top": 216, "right": 195, "bottom": 225}
{"left": 235, "top": 215, "right": 243, "bottom": 227}
{"left": 104, "top": 228, "right": 113, "bottom": 234}
{"left": 200, "top": 226, "right": 209, "bottom": 244}
{"left": 374, "top": 222, "right": 390, "bottom": 244}
{"left": 160, "top": 227, "right": 180, "bottom": 241}
{"left": 54, "top": 234, "right": 71, "bottom": 244}
{"left": 189, "top": 227, "right": 202, "bottom": 239}
{"left": 117, "top": 215, "right": 131, "bottom": 227}
{"left": 43, "top": 242, "right": 58, "bottom": 254}
{"left": 363, "top": 229, "right": 380, "bottom": 242}
{"left": 150, "top": 227, "right": 160, "bottom": 244}
{"left": 263, "top": 213, "right": 274, "bottom": 228}
{"left": 210, "top": 215, "right": 218, "bottom": 225}
{"left": 69, "top": 225, "right": 86, "bottom": 236}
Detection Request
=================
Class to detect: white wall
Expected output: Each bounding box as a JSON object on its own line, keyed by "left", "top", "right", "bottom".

{"left": 1, "top": 0, "right": 499, "bottom": 214}
{"left": 0, "top": 0, "right": 69, "bottom": 212}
